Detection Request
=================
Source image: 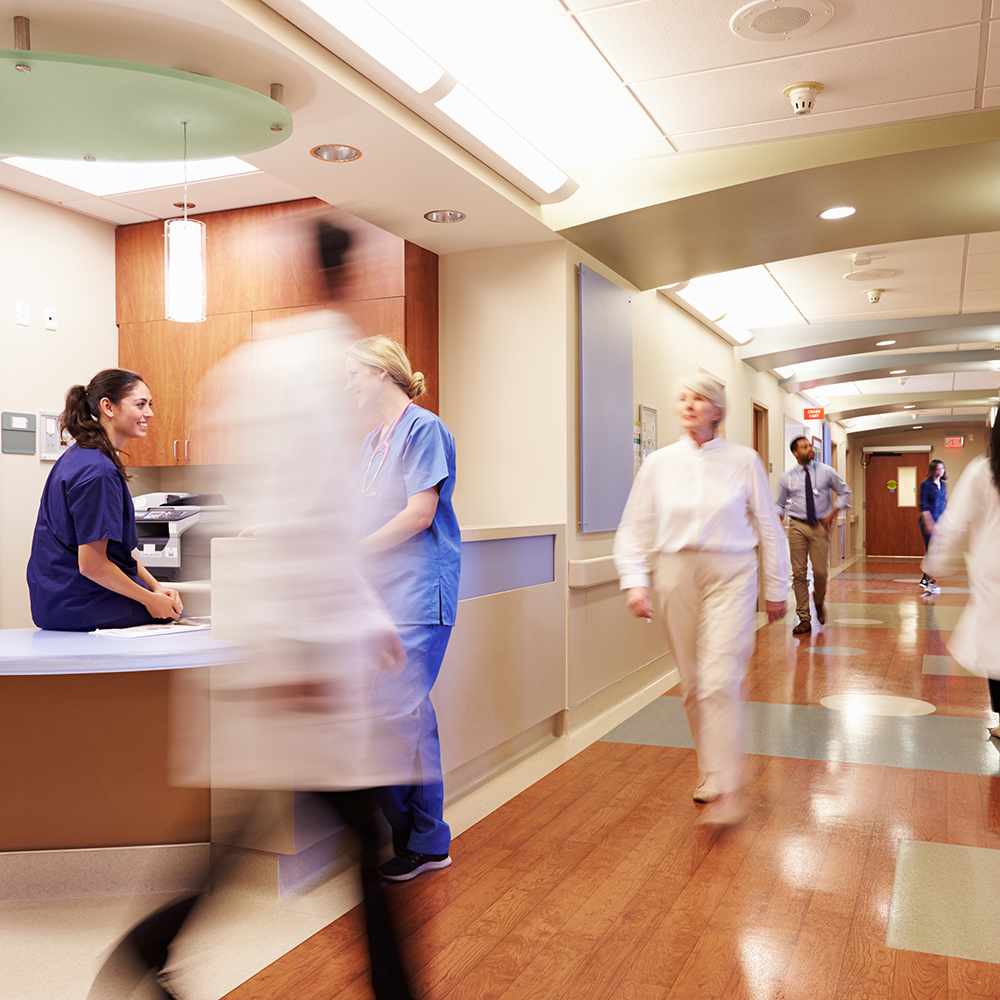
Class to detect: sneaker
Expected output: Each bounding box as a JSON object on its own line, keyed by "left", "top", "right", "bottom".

{"left": 379, "top": 849, "right": 451, "bottom": 882}
{"left": 926, "top": 584, "right": 941, "bottom": 595}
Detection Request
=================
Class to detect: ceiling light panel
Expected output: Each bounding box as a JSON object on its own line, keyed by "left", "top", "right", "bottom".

{"left": 297, "top": 0, "right": 444, "bottom": 91}
{"left": 1, "top": 156, "right": 257, "bottom": 197}
{"left": 689, "top": 265, "right": 803, "bottom": 328}
{"left": 365, "top": 0, "right": 659, "bottom": 168}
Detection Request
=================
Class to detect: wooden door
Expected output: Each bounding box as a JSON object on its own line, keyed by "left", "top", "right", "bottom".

{"left": 118, "top": 321, "right": 184, "bottom": 467}
{"left": 183, "top": 313, "right": 253, "bottom": 465}
{"left": 864, "top": 454, "right": 925, "bottom": 556}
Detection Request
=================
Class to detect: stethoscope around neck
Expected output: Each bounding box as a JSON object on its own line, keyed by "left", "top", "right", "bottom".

{"left": 360, "top": 401, "right": 412, "bottom": 497}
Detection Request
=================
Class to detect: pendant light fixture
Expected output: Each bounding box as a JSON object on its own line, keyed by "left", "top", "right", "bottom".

{"left": 164, "top": 121, "right": 206, "bottom": 323}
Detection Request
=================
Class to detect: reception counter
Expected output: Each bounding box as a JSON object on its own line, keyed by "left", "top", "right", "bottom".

{"left": 0, "top": 628, "right": 244, "bottom": 853}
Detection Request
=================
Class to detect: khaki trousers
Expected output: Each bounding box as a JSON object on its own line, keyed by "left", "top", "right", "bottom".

{"left": 786, "top": 518, "right": 829, "bottom": 623}
{"left": 652, "top": 550, "right": 758, "bottom": 794}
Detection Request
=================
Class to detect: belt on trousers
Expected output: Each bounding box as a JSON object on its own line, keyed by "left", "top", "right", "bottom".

{"left": 789, "top": 516, "right": 819, "bottom": 525}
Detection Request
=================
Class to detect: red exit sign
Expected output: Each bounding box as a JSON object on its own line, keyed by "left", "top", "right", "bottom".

{"left": 944, "top": 436, "right": 964, "bottom": 448}
{"left": 804, "top": 408, "right": 825, "bottom": 420}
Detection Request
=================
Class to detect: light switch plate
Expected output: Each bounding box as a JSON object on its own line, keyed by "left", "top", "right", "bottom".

{"left": 44, "top": 308, "right": 56, "bottom": 331}
{"left": 16, "top": 301, "right": 29, "bottom": 326}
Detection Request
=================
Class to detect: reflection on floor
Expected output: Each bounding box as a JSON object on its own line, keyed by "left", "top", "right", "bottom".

{"left": 8, "top": 558, "right": 1000, "bottom": 998}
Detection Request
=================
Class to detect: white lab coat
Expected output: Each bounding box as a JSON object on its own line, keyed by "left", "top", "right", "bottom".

{"left": 923, "top": 455, "right": 1000, "bottom": 678}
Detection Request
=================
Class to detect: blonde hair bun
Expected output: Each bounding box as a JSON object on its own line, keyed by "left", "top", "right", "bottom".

{"left": 346, "top": 335, "right": 426, "bottom": 399}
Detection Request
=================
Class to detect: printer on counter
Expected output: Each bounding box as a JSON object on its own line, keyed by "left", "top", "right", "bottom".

{"left": 132, "top": 492, "right": 238, "bottom": 582}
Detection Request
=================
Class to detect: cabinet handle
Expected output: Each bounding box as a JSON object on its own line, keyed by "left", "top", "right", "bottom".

{"left": 173, "top": 440, "right": 179, "bottom": 460}
{"left": 184, "top": 439, "right": 189, "bottom": 460}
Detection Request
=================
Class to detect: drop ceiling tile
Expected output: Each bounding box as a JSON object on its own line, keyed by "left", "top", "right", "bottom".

{"left": 965, "top": 271, "right": 1000, "bottom": 292}
{"left": 984, "top": 18, "right": 1000, "bottom": 88}
{"left": 861, "top": 374, "right": 957, "bottom": 394}
{"left": 964, "top": 290, "right": 1000, "bottom": 312}
{"left": 576, "top": 0, "right": 983, "bottom": 82}
{"left": 674, "top": 93, "right": 977, "bottom": 150}
{"left": 967, "top": 232, "right": 1000, "bottom": 254}
{"left": 56, "top": 198, "right": 158, "bottom": 226}
{"left": 964, "top": 250, "right": 1000, "bottom": 273}
{"left": 632, "top": 28, "right": 980, "bottom": 136}
{"left": 984, "top": 85, "right": 1000, "bottom": 106}
{"left": 773, "top": 256, "right": 963, "bottom": 292}
{"left": 823, "top": 382, "right": 863, "bottom": 396}
{"left": 951, "top": 406, "right": 993, "bottom": 414}
{"left": 954, "top": 372, "right": 1000, "bottom": 389}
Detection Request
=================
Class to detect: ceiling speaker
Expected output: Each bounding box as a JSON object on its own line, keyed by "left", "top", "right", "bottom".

{"left": 730, "top": 0, "right": 834, "bottom": 41}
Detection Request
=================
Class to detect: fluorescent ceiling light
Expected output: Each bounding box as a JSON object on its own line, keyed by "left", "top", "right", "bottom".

{"left": 774, "top": 366, "right": 796, "bottom": 379}
{"left": 875, "top": 340, "right": 896, "bottom": 346}
{"left": 812, "top": 394, "right": 831, "bottom": 406}
{"left": 889, "top": 369, "right": 907, "bottom": 375}
{"left": 691, "top": 265, "right": 802, "bottom": 328}
{"left": 299, "top": 0, "right": 443, "bottom": 92}
{"left": 674, "top": 282, "right": 725, "bottom": 323}
{"left": 912, "top": 425, "right": 923, "bottom": 429}
{"left": 435, "top": 84, "right": 568, "bottom": 194}
{"left": 903, "top": 405, "right": 916, "bottom": 409}
{"left": 3, "top": 156, "right": 257, "bottom": 196}
{"left": 820, "top": 206, "right": 855, "bottom": 219}
{"left": 715, "top": 315, "right": 753, "bottom": 345}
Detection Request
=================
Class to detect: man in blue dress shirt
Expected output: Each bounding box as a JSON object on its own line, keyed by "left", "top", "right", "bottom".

{"left": 776, "top": 437, "right": 852, "bottom": 634}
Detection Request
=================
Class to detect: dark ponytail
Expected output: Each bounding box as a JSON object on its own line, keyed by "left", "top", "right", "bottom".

{"left": 61, "top": 368, "right": 147, "bottom": 480}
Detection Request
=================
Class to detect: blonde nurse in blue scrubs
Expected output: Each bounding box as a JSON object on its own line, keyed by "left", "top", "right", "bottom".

{"left": 346, "top": 335, "right": 461, "bottom": 881}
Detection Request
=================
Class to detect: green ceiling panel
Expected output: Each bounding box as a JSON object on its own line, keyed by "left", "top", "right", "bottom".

{"left": 0, "top": 50, "right": 292, "bottom": 161}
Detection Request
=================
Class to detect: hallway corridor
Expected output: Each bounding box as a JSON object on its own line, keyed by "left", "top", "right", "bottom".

{"left": 224, "top": 558, "right": 1000, "bottom": 1000}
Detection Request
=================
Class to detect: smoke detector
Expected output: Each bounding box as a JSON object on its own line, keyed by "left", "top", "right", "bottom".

{"left": 866, "top": 288, "right": 883, "bottom": 304}
{"left": 731, "top": 0, "right": 835, "bottom": 41}
{"left": 783, "top": 82, "right": 824, "bottom": 115}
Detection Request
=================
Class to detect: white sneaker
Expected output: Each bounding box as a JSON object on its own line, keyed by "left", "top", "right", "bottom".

{"left": 927, "top": 584, "right": 941, "bottom": 594}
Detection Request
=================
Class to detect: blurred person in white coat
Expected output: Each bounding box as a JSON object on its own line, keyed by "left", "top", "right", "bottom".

{"left": 613, "top": 375, "right": 788, "bottom": 825}
{"left": 923, "top": 415, "right": 1000, "bottom": 740}
{"left": 89, "top": 221, "right": 418, "bottom": 1000}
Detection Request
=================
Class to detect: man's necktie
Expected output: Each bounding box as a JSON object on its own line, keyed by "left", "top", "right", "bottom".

{"left": 805, "top": 466, "right": 817, "bottom": 523}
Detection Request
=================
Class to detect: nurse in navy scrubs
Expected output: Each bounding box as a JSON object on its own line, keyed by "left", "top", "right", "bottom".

{"left": 346, "top": 335, "right": 460, "bottom": 882}
{"left": 27, "top": 368, "right": 183, "bottom": 631}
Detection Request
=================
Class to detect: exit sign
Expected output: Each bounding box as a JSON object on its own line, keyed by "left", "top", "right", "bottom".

{"left": 944, "top": 436, "right": 964, "bottom": 448}
{"left": 804, "top": 408, "right": 824, "bottom": 420}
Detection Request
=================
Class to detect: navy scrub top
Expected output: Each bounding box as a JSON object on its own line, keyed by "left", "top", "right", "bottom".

{"left": 27, "top": 444, "right": 144, "bottom": 631}
{"left": 919, "top": 479, "right": 947, "bottom": 523}
{"left": 355, "top": 404, "right": 461, "bottom": 626}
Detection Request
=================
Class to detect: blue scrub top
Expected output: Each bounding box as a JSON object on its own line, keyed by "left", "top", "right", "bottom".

{"left": 27, "top": 444, "right": 143, "bottom": 631}
{"left": 355, "top": 404, "right": 460, "bottom": 625}
{"left": 919, "top": 479, "right": 947, "bottom": 522}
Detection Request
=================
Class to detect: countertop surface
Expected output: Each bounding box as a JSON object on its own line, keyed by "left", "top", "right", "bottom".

{"left": 0, "top": 627, "right": 245, "bottom": 675}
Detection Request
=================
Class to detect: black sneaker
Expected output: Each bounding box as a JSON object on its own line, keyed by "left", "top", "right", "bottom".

{"left": 379, "top": 849, "right": 451, "bottom": 882}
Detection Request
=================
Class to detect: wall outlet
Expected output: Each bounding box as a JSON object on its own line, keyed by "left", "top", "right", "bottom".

{"left": 16, "top": 301, "right": 28, "bottom": 326}
{"left": 44, "top": 308, "right": 56, "bottom": 331}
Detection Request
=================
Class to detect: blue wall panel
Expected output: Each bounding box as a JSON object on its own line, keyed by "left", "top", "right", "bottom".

{"left": 458, "top": 534, "right": 555, "bottom": 601}
{"left": 579, "top": 264, "right": 633, "bottom": 532}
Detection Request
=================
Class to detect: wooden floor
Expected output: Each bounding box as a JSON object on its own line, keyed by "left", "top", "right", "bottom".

{"left": 223, "top": 559, "right": 1000, "bottom": 1000}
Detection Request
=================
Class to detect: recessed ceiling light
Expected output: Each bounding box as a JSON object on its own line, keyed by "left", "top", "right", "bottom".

{"left": 424, "top": 209, "right": 465, "bottom": 223}
{"left": 875, "top": 340, "right": 896, "bottom": 346}
{"left": 889, "top": 369, "right": 906, "bottom": 375}
{"left": 310, "top": 144, "right": 362, "bottom": 162}
{"left": 819, "top": 206, "right": 855, "bottom": 220}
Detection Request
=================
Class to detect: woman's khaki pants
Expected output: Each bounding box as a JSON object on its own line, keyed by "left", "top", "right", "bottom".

{"left": 652, "top": 549, "right": 759, "bottom": 794}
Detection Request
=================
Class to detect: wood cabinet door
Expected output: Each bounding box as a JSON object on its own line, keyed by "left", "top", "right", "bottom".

{"left": 118, "top": 321, "right": 184, "bottom": 467}
{"left": 183, "top": 313, "right": 253, "bottom": 465}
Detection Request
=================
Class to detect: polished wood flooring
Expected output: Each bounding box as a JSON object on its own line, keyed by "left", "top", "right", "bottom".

{"left": 223, "top": 559, "right": 1000, "bottom": 1000}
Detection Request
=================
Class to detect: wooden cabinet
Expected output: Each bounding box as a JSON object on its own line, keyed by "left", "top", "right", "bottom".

{"left": 119, "top": 313, "right": 252, "bottom": 466}
{"left": 117, "top": 198, "right": 439, "bottom": 466}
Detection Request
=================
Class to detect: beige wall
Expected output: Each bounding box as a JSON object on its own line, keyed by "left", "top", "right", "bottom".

{"left": 438, "top": 241, "right": 569, "bottom": 529}
{"left": 848, "top": 423, "right": 989, "bottom": 554}
{"left": 0, "top": 191, "right": 117, "bottom": 628}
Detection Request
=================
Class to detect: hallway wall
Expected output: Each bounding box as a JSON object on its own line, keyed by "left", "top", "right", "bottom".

{"left": 0, "top": 190, "right": 117, "bottom": 628}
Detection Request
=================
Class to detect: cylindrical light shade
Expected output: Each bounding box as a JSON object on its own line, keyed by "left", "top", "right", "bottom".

{"left": 164, "top": 218, "right": 207, "bottom": 322}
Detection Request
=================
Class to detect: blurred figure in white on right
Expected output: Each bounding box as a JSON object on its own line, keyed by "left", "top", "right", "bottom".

{"left": 923, "top": 417, "right": 1000, "bottom": 741}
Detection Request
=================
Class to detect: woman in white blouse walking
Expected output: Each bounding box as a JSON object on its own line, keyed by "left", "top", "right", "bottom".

{"left": 613, "top": 375, "right": 788, "bottom": 825}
